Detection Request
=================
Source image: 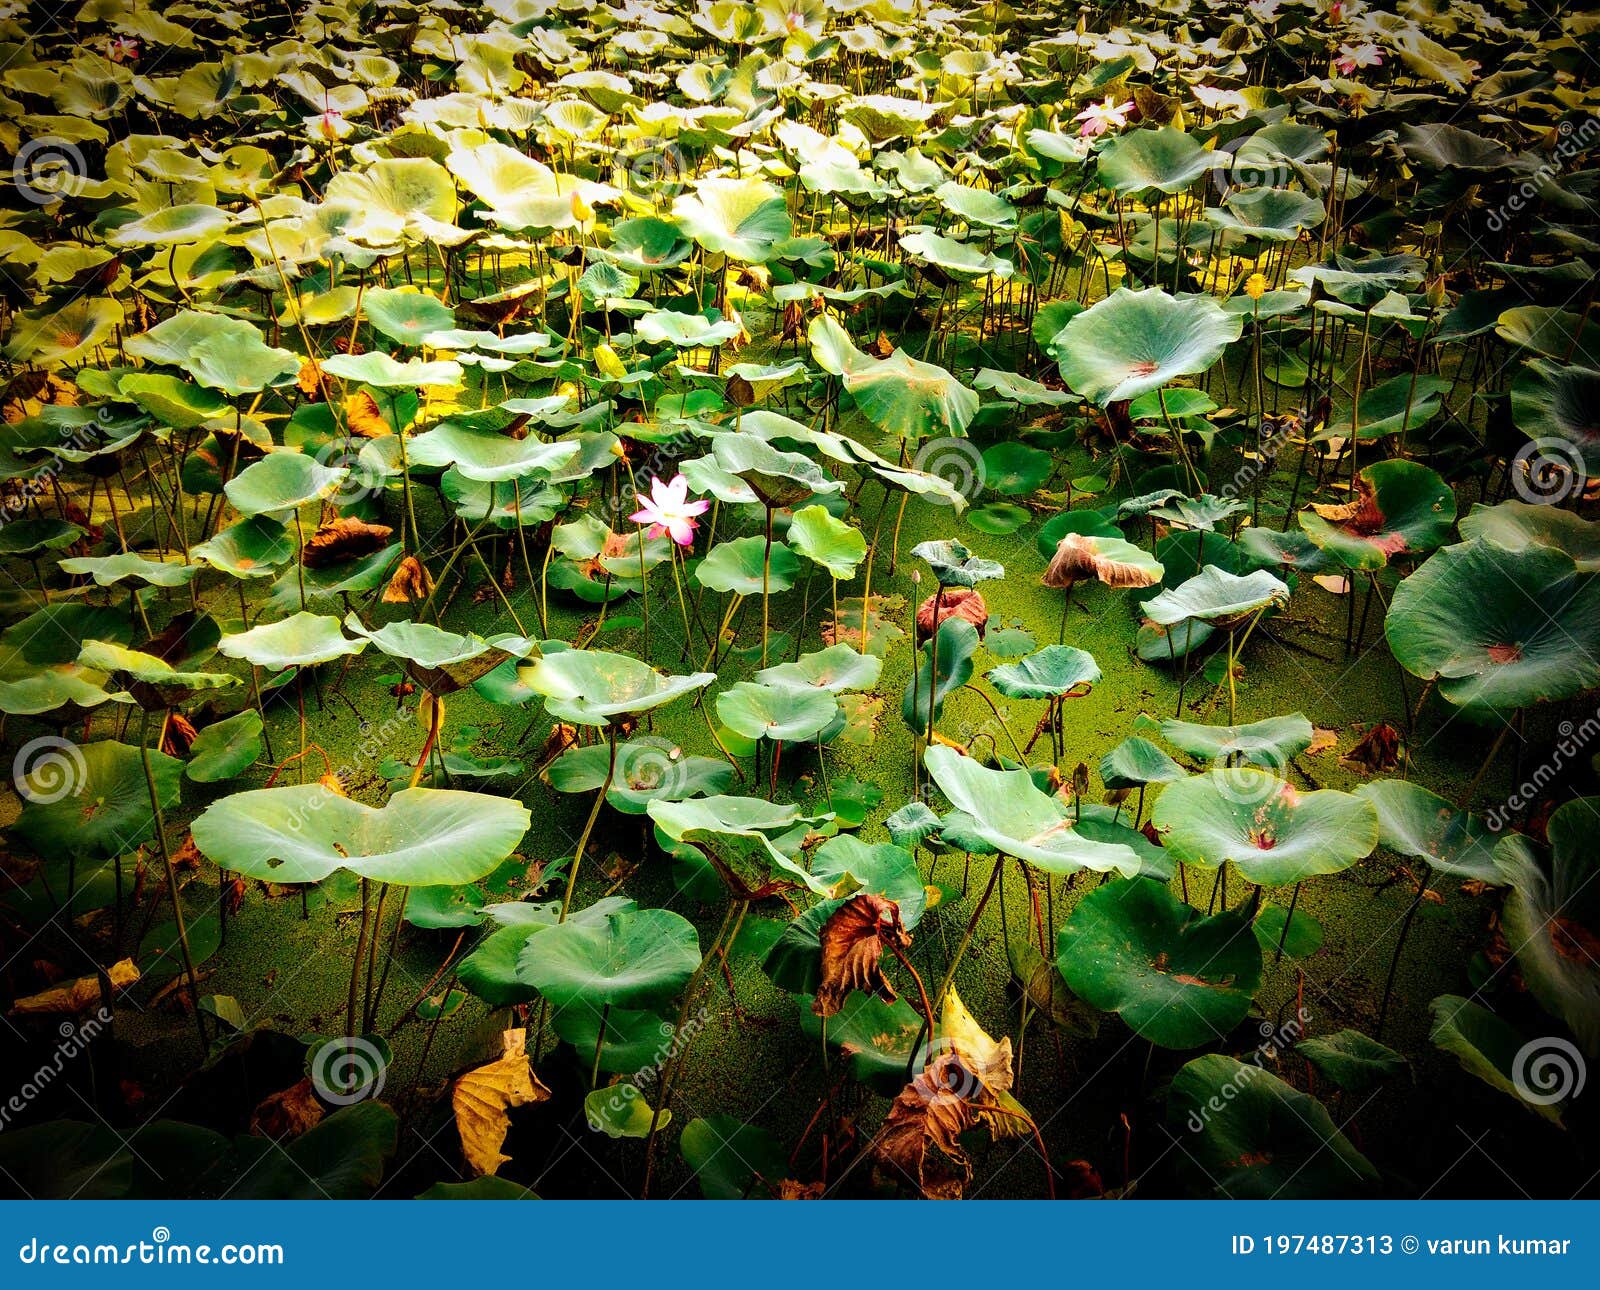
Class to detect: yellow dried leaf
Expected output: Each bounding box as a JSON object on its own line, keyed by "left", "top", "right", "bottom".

{"left": 11, "top": 958, "right": 138, "bottom": 1015}
{"left": 452, "top": 1028, "right": 550, "bottom": 1176}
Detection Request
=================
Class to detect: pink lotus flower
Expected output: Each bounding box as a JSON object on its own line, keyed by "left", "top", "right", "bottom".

{"left": 1074, "top": 97, "right": 1133, "bottom": 138}
{"left": 108, "top": 36, "right": 139, "bottom": 61}
{"left": 629, "top": 474, "right": 709, "bottom": 547}
{"left": 1335, "top": 42, "right": 1383, "bottom": 74}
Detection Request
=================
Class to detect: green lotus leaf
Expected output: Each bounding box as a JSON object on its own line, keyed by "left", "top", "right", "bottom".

{"left": 718, "top": 681, "right": 839, "bottom": 743}
{"left": 1495, "top": 306, "right": 1600, "bottom": 367}
{"left": 58, "top": 553, "right": 202, "bottom": 587}
{"left": 517, "top": 649, "right": 712, "bottom": 726}
{"left": 679, "top": 1116, "right": 787, "bottom": 1200}
{"left": 786, "top": 504, "right": 867, "bottom": 579}
{"left": 1207, "top": 187, "right": 1325, "bottom": 240}
{"left": 222, "top": 452, "right": 347, "bottom": 516}
{"left": 191, "top": 784, "right": 530, "bottom": 886}
{"left": 584, "top": 1084, "right": 669, "bottom": 1140}
{"left": 706, "top": 435, "right": 843, "bottom": 509}
{"left": 1325, "top": 372, "right": 1453, "bottom": 442}
{"left": 980, "top": 442, "right": 1053, "bottom": 495}
{"left": 1298, "top": 460, "right": 1456, "bottom": 571}
{"left": 268, "top": 544, "right": 403, "bottom": 611}
{"left": 1099, "top": 735, "right": 1186, "bottom": 789}
{"left": 902, "top": 617, "right": 979, "bottom": 731}
{"left": 360, "top": 287, "right": 456, "bottom": 348}
{"left": 110, "top": 203, "right": 229, "bottom": 247}
{"left": 841, "top": 350, "right": 979, "bottom": 442}
{"left": 1385, "top": 538, "right": 1600, "bottom": 720}
{"left": 1035, "top": 509, "right": 1122, "bottom": 559}
{"left": 217, "top": 612, "right": 366, "bottom": 669}
{"left": 344, "top": 615, "right": 535, "bottom": 691}
{"left": 910, "top": 538, "right": 1003, "bottom": 588}
{"left": 320, "top": 351, "right": 463, "bottom": 389}
{"left": 441, "top": 471, "right": 564, "bottom": 528}
{"left": 636, "top": 310, "right": 742, "bottom": 349}
{"left": 1429, "top": 994, "right": 1567, "bottom": 1125}
{"left": 545, "top": 735, "right": 733, "bottom": 814}
{"left": 1509, "top": 358, "right": 1600, "bottom": 473}
{"left": 988, "top": 645, "right": 1100, "bottom": 699}
{"left": 1141, "top": 566, "right": 1288, "bottom": 627}
{"left": 1295, "top": 1030, "right": 1407, "bottom": 1094}
{"left": 1400, "top": 122, "right": 1521, "bottom": 172}
{"left": 1354, "top": 779, "right": 1501, "bottom": 881}
{"left": 755, "top": 644, "right": 880, "bottom": 694}
{"left": 185, "top": 709, "right": 265, "bottom": 783}
{"left": 974, "top": 368, "right": 1080, "bottom": 407}
{"left": 1149, "top": 712, "right": 1315, "bottom": 764}
{"left": 1058, "top": 879, "right": 1261, "bottom": 1048}
{"left": 76, "top": 640, "right": 240, "bottom": 709}
{"left": 0, "top": 518, "right": 84, "bottom": 557}
{"left": 116, "top": 373, "right": 229, "bottom": 429}
{"left": 648, "top": 795, "right": 835, "bottom": 898}
{"left": 798, "top": 991, "right": 924, "bottom": 1095}
{"left": 899, "top": 230, "right": 1012, "bottom": 279}
{"left": 15, "top": 740, "right": 182, "bottom": 860}
{"left": 184, "top": 327, "right": 301, "bottom": 397}
{"left": 810, "top": 835, "right": 927, "bottom": 928}
{"left": 1494, "top": 798, "right": 1600, "bottom": 1057}
{"left": 190, "top": 517, "right": 294, "bottom": 578}
{"left": 885, "top": 800, "right": 942, "bottom": 850}
{"left": 1166, "top": 1053, "right": 1379, "bottom": 1195}
{"left": 518, "top": 907, "right": 700, "bottom": 1010}
{"left": 924, "top": 744, "right": 1141, "bottom": 875}
{"left": 446, "top": 141, "right": 615, "bottom": 232}
{"left": 694, "top": 536, "right": 801, "bottom": 596}
{"left": 672, "top": 177, "right": 792, "bottom": 263}
{"left": 1056, "top": 288, "right": 1244, "bottom": 405}
{"left": 1146, "top": 494, "right": 1245, "bottom": 533}
{"left": 1460, "top": 501, "right": 1600, "bottom": 571}
{"left": 4, "top": 298, "right": 123, "bottom": 366}
{"left": 1153, "top": 770, "right": 1379, "bottom": 884}
{"left": 1097, "top": 127, "right": 1228, "bottom": 195}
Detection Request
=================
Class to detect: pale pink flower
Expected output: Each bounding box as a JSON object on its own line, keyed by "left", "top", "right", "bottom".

{"left": 1074, "top": 98, "right": 1133, "bottom": 139}
{"left": 1335, "top": 42, "right": 1383, "bottom": 75}
{"left": 108, "top": 36, "right": 139, "bottom": 62}
{"left": 629, "top": 474, "right": 709, "bottom": 547}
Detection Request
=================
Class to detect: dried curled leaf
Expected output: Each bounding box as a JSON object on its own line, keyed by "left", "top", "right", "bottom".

{"left": 11, "top": 958, "right": 138, "bottom": 1015}
{"left": 813, "top": 893, "right": 910, "bottom": 1018}
{"left": 1342, "top": 722, "right": 1401, "bottom": 773}
{"left": 302, "top": 517, "right": 394, "bottom": 569}
{"left": 915, "top": 586, "right": 988, "bottom": 642}
{"left": 249, "top": 1077, "right": 324, "bottom": 1141}
{"left": 873, "top": 1050, "right": 980, "bottom": 1199}
{"left": 452, "top": 1028, "right": 551, "bottom": 1176}
{"left": 383, "top": 554, "right": 434, "bottom": 603}
{"left": 343, "top": 389, "right": 390, "bottom": 438}
{"left": 1043, "top": 532, "right": 1160, "bottom": 590}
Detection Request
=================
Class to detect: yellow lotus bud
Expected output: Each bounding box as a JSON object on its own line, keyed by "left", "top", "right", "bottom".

{"left": 1245, "top": 272, "right": 1269, "bottom": 301}
{"left": 593, "top": 343, "right": 628, "bottom": 381}
{"left": 557, "top": 381, "right": 579, "bottom": 402}
{"left": 570, "top": 190, "right": 594, "bottom": 224}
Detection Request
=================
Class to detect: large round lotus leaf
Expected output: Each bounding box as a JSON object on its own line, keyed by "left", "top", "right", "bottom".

{"left": 679, "top": 1115, "right": 787, "bottom": 1200}
{"left": 517, "top": 907, "right": 700, "bottom": 1010}
{"left": 798, "top": 991, "right": 924, "bottom": 1094}
{"left": 910, "top": 538, "right": 1003, "bottom": 588}
{"left": 932, "top": 179, "right": 1017, "bottom": 229}
{"left": 1495, "top": 306, "right": 1600, "bottom": 367}
{"left": 1298, "top": 460, "right": 1456, "bottom": 571}
{"left": 191, "top": 784, "right": 530, "bottom": 885}
{"left": 0, "top": 517, "right": 84, "bottom": 557}
{"left": 1399, "top": 122, "right": 1519, "bottom": 172}
{"left": 223, "top": 452, "right": 347, "bottom": 516}
{"left": 981, "top": 442, "right": 1053, "bottom": 495}
{"left": 717, "top": 681, "right": 838, "bottom": 743}
{"left": 1325, "top": 372, "right": 1453, "bottom": 442}
{"left": 903, "top": 617, "right": 979, "bottom": 731}
{"left": 1057, "top": 879, "right": 1261, "bottom": 1048}
{"left": 320, "top": 351, "right": 463, "bottom": 389}
{"left": 344, "top": 616, "right": 534, "bottom": 691}
{"left": 1096, "top": 127, "right": 1227, "bottom": 195}
{"left": 109, "top": 203, "right": 229, "bottom": 246}
{"left": 1153, "top": 771, "right": 1379, "bottom": 884}
{"left": 987, "top": 645, "right": 1100, "bottom": 699}
{"left": 648, "top": 795, "right": 835, "bottom": 898}
{"left": 924, "top": 744, "right": 1141, "bottom": 875}
{"left": 1460, "top": 501, "right": 1600, "bottom": 571}
{"left": 1509, "top": 358, "right": 1600, "bottom": 473}
{"left": 602, "top": 217, "right": 692, "bottom": 273}
{"left": 1141, "top": 566, "right": 1288, "bottom": 627}
{"left": 974, "top": 368, "right": 1080, "bottom": 408}
{"left": 755, "top": 643, "right": 881, "bottom": 694}
{"left": 1494, "top": 798, "right": 1600, "bottom": 1058}
{"left": 1429, "top": 994, "right": 1568, "bottom": 1125}
{"left": 810, "top": 835, "right": 927, "bottom": 928}
{"left": 15, "top": 739, "right": 182, "bottom": 860}
{"left": 1385, "top": 538, "right": 1600, "bottom": 720}
{"left": 185, "top": 709, "right": 265, "bottom": 783}
{"left": 408, "top": 424, "right": 578, "bottom": 485}
{"left": 552, "top": 1002, "right": 674, "bottom": 1077}
{"left": 517, "top": 649, "right": 712, "bottom": 726}
{"left": 1239, "top": 525, "right": 1339, "bottom": 575}
{"left": 708, "top": 435, "right": 844, "bottom": 509}
{"left": 671, "top": 177, "right": 792, "bottom": 263}
{"left": 636, "top": 310, "right": 742, "bottom": 349}
{"left": 1070, "top": 803, "right": 1175, "bottom": 880}
{"left": 1354, "top": 780, "right": 1501, "bottom": 881}
{"left": 1166, "top": 1053, "right": 1379, "bottom": 1196}
{"left": 694, "top": 536, "right": 801, "bottom": 596}
{"left": 1207, "top": 187, "right": 1325, "bottom": 240}
{"left": 76, "top": 641, "right": 239, "bottom": 709}
{"left": 1294, "top": 1029, "right": 1406, "bottom": 1094}
{"left": 787, "top": 505, "right": 867, "bottom": 579}
{"left": 218, "top": 612, "right": 366, "bottom": 669}
{"left": 360, "top": 287, "right": 455, "bottom": 347}
{"left": 184, "top": 327, "right": 301, "bottom": 396}
{"left": 1056, "top": 288, "right": 1244, "bottom": 406}
{"left": 899, "top": 230, "right": 1012, "bottom": 279}
{"left": 58, "top": 553, "right": 202, "bottom": 588}
{"left": 842, "top": 350, "right": 980, "bottom": 442}
{"left": 190, "top": 516, "right": 294, "bottom": 578}
{"left": 545, "top": 735, "right": 733, "bottom": 814}
{"left": 268, "top": 544, "right": 403, "bottom": 611}
{"left": 445, "top": 141, "right": 615, "bottom": 232}
{"left": 1035, "top": 509, "right": 1121, "bottom": 559}
{"left": 1099, "top": 735, "right": 1186, "bottom": 789}
{"left": 442, "top": 472, "right": 563, "bottom": 528}
{"left": 1151, "top": 712, "right": 1314, "bottom": 766}
{"left": 4, "top": 298, "right": 123, "bottom": 366}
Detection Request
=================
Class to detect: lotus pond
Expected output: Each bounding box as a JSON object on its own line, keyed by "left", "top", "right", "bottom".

{"left": 0, "top": 0, "right": 1597, "bottom": 1204}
